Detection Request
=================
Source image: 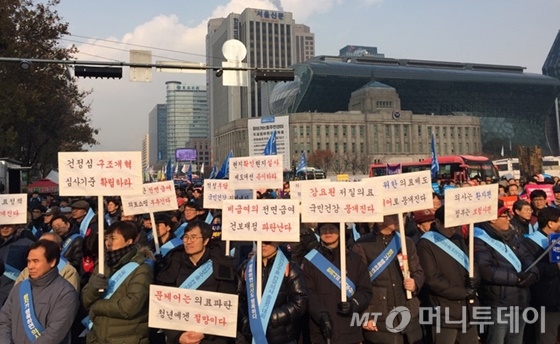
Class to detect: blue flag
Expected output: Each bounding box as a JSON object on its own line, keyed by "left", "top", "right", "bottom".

{"left": 215, "top": 150, "right": 233, "bottom": 179}
{"left": 209, "top": 165, "right": 217, "bottom": 179}
{"left": 296, "top": 151, "right": 307, "bottom": 172}
{"left": 430, "top": 132, "right": 439, "bottom": 179}
{"left": 187, "top": 163, "right": 192, "bottom": 183}
{"left": 165, "top": 158, "right": 173, "bottom": 181}
{"left": 263, "top": 130, "right": 277, "bottom": 155}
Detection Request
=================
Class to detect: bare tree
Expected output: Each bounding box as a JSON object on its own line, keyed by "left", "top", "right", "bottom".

{"left": 331, "top": 154, "right": 346, "bottom": 174}
{"left": 308, "top": 149, "right": 335, "bottom": 174}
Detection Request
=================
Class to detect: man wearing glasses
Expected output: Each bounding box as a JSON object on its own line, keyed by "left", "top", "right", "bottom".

{"left": 528, "top": 190, "right": 549, "bottom": 233}
{"left": 155, "top": 221, "right": 236, "bottom": 344}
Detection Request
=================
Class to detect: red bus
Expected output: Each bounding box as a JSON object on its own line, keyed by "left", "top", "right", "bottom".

{"left": 369, "top": 155, "right": 499, "bottom": 182}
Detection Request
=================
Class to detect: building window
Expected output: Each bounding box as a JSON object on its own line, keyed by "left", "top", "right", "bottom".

{"left": 374, "top": 124, "right": 378, "bottom": 135}
{"left": 326, "top": 142, "right": 330, "bottom": 150}
{"left": 386, "top": 143, "right": 391, "bottom": 153}
{"left": 458, "top": 127, "right": 462, "bottom": 138}
{"left": 403, "top": 125, "right": 409, "bottom": 137}
{"left": 465, "top": 127, "right": 469, "bottom": 138}
{"left": 394, "top": 124, "right": 399, "bottom": 136}
{"left": 316, "top": 125, "right": 320, "bottom": 137}
{"left": 325, "top": 126, "right": 330, "bottom": 137}
{"left": 334, "top": 142, "right": 338, "bottom": 153}
{"left": 444, "top": 143, "right": 448, "bottom": 155}
{"left": 466, "top": 142, "right": 470, "bottom": 152}
{"left": 451, "top": 143, "right": 455, "bottom": 153}
{"left": 351, "top": 142, "right": 355, "bottom": 153}
{"left": 342, "top": 126, "right": 347, "bottom": 137}
{"left": 435, "top": 127, "right": 439, "bottom": 137}
{"left": 334, "top": 126, "right": 338, "bottom": 137}
{"left": 317, "top": 142, "right": 321, "bottom": 150}
{"left": 418, "top": 142, "right": 423, "bottom": 153}
{"left": 343, "top": 142, "right": 347, "bottom": 153}
{"left": 300, "top": 126, "right": 304, "bottom": 137}
{"left": 351, "top": 125, "right": 356, "bottom": 137}
{"left": 404, "top": 142, "right": 409, "bottom": 153}
{"left": 443, "top": 127, "right": 446, "bottom": 138}
{"left": 395, "top": 142, "right": 400, "bottom": 153}
{"left": 374, "top": 142, "right": 379, "bottom": 152}
{"left": 376, "top": 101, "right": 393, "bottom": 108}
{"left": 427, "top": 126, "right": 432, "bottom": 135}
{"left": 385, "top": 125, "right": 390, "bottom": 136}
{"left": 306, "top": 125, "right": 310, "bottom": 137}
{"left": 418, "top": 125, "right": 422, "bottom": 137}
{"left": 450, "top": 127, "right": 454, "bottom": 138}
{"left": 360, "top": 142, "right": 364, "bottom": 153}
{"left": 359, "top": 125, "right": 364, "bottom": 137}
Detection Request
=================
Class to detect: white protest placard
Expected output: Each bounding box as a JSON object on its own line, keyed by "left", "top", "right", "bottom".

{"left": 148, "top": 285, "right": 238, "bottom": 338}
{"left": 0, "top": 194, "right": 27, "bottom": 225}
{"left": 121, "top": 181, "right": 177, "bottom": 215}
{"left": 289, "top": 180, "right": 317, "bottom": 201}
{"left": 376, "top": 170, "right": 434, "bottom": 214}
{"left": 228, "top": 155, "right": 283, "bottom": 189}
{"left": 300, "top": 181, "right": 383, "bottom": 223}
{"left": 203, "top": 180, "right": 234, "bottom": 209}
{"left": 221, "top": 199, "right": 300, "bottom": 242}
{"left": 58, "top": 152, "right": 143, "bottom": 196}
{"left": 444, "top": 184, "right": 499, "bottom": 227}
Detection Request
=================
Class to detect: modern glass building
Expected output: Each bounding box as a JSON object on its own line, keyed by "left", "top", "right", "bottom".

{"left": 270, "top": 56, "right": 560, "bottom": 154}
{"left": 148, "top": 104, "right": 167, "bottom": 164}
{"left": 165, "top": 82, "right": 209, "bottom": 161}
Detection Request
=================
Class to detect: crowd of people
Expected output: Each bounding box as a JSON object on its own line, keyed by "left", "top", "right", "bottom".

{"left": 0, "top": 176, "right": 558, "bottom": 344}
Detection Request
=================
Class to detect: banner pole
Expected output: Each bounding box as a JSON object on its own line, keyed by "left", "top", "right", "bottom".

{"left": 398, "top": 213, "right": 412, "bottom": 299}
{"left": 339, "top": 222, "right": 347, "bottom": 302}
{"left": 149, "top": 212, "right": 161, "bottom": 255}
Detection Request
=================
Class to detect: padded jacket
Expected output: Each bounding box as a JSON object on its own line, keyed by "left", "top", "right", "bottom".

{"left": 82, "top": 247, "right": 154, "bottom": 344}
{"left": 237, "top": 253, "right": 309, "bottom": 344}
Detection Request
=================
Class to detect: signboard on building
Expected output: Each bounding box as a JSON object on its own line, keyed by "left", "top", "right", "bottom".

{"left": 247, "top": 115, "right": 290, "bottom": 170}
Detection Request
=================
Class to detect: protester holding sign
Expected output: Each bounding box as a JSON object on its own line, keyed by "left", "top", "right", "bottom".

{"left": 237, "top": 241, "right": 308, "bottom": 344}
{"left": 352, "top": 214, "right": 425, "bottom": 344}
{"left": 302, "top": 222, "right": 372, "bottom": 344}
{"left": 417, "top": 206, "right": 479, "bottom": 344}
{"left": 474, "top": 206, "right": 539, "bottom": 344}
{"left": 155, "top": 221, "right": 236, "bottom": 344}
{"left": 0, "top": 223, "right": 35, "bottom": 306}
{"left": 82, "top": 221, "right": 154, "bottom": 343}
{"left": 0, "top": 239, "right": 79, "bottom": 343}
{"left": 519, "top": 207, "right": 560, "bottom": 344}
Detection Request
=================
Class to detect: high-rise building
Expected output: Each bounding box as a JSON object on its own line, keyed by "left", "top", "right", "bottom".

{"left": 148, "top": 104, "right": 167, "bottom": 164}
{"left": 206, "top": 8, "right": 314, "bottom": 156}
{"left": 165, "top": 82, "right": 208, "bottom": 162}
{"left": 141, "top": 134, "right": 149, "bottom": 170}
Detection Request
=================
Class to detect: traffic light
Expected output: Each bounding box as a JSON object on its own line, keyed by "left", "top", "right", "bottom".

{"left": 254, "top": 70, "right": 294, "bottom": 82}
{"left": 74, "top": 66, "right": 123, "bottom": 79}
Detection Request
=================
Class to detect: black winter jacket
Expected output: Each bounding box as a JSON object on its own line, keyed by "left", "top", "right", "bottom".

{"left": 156, "top": 244, "right": 236, "bottom": 344}
{"left": 302, "top": 244, "right": 372, "bottom": 344}
{"left": 61, "top": 226, "right": 84, "bottom": 271}
{"left": 352, "top": 230, "right": 425, "bottom": 321}
{"left": 417, "top": 227, "right": 478, "bottom": 328}
{"left": 237, "top": 253, "right": 308, "bottom": 344}
{"left": 519, "top": 230, "right": 560, "bottom": 312}
{"left": 474, "top": 222, "right": 537, "bottom": 309}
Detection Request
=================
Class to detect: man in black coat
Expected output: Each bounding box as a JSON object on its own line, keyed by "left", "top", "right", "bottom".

{"left": 474, "top": 205, "right": 539, "bottom": 344}
{"left": 51, "top": 215, "right": 83, "bottom": 271}
{"left": 237, "top": 241, "right": 308, "bottom": 344}
{"left": 302, "top": 222, "right": 372, "bottom": 344}
{"left": 519, "top": 207, "right": 560, "bottom": 344}
{"left": 417, "top": 206, "right": 478, "bottom": 344}
{"left": 352, "top": 214, "right": 425, "bottom": 344}
{"left": 155, "top": 221, "right": 236, "bottom": 344}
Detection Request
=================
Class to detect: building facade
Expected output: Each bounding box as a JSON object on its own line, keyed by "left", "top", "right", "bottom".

{"left": 214, "top": 85, "right": 481, "bottom": 171}
{"left": 269, "top": 55, "right": 560, "bottom": 155}
{"left": 184, "top": 138, "right": 211, "bottom": 177}
{"left": 141, "top": 134, "right": 149, "bottom": 170}
{"left": 148, "top": 104, "right": 167, "bottom": 164}
{"left": 206, "top": 8, "right": 314, "bottom": 144}
{"left": 165, "top": 82, "right": 208, "bottom": 162}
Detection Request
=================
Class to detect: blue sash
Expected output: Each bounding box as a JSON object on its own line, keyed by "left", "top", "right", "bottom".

{"left": 160, "top": 237, "right": 182, "bottom": 256}
{"left": 304, "top": 249, "right": 356, "bottom": 297}
{"left": 82, "top": 262, "right": 141, "bottom": 330}
{"left": 31, "top": 226, "right": 39, "bottom": 237}
{"left": 526, "top": 231, "right": 548, "bottom": 250}
{"left": 175, "top": 222, "right": 188, "bottom": 239}
{"left": 61, "top": 234, "right": 81, "bottom": 256}
{"left": 368, "top": 233, "right": 401, "bottom": 282}
{"left": 205, "top": 212, "right": 214, "bottom": 224}
{"left": 474, "top": 227, "right": 522, "bottom": 272}
{"left": 529, "top": 222, "right": 539, "bottom": 234}
{"left": 104, "top": 213, "right": 112, "bottom": 226}
{"left": 352, "top": 223, "right": 361, "bottom": 242}
{"left": 20, "top": 280, "right": 45, "bottom": 341}
{"left": 57, "top": 257, "right": 68, "bottom": 272}
{"left": 179, "top": 259, "right": 213, "bottom": 290}
{"left": 146, "top": 230, "right": 154, "bottom": 243}
{"left": 3, "top": 263, "right": 21, "bottom": 281}
{"left": 421, "top": 231, "right": 469, "bottom": 271}
{"left": 80, "top": 208, "right": 95, "bottom": 237}
{"left": 247, "top": 250, "right": 288, "bottom": 344}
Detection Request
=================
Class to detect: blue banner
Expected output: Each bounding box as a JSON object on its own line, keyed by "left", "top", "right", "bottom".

{"left": 368, "top": 233, "right": 401, "bottom": 281}
{"left": 263, "top": 130, "right": 277, "bottom": 156}
{"left": 304, "top": 249, "right": 356, "bottom": 297}
{"left": 216, "top": 150, "right": 233, "bottom": 179}
{"left": 430, "top": 132, "right": 439, "bottom": 179}
{"left": 421, "top": 231, "right": 469, "bottom": 271}
{"left": 179, "top": 259, "right": 213, "bottom": 290}
{"left": 20, "top": 280, "right": 45, "bottom": 341}
{"left": 474, "top": 227, "right": 521, "bottom": 272}
{"left": 296, "top": 151, "right": 307, "bottom": 172}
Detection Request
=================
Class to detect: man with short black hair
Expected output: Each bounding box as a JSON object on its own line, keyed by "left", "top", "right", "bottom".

{"left": 0, "top": 239, "right": 79, "bottom": 343}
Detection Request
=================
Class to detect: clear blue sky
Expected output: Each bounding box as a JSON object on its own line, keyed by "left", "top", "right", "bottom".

{"left": 53, "top": 0, "right": 560, "bottom": 152}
